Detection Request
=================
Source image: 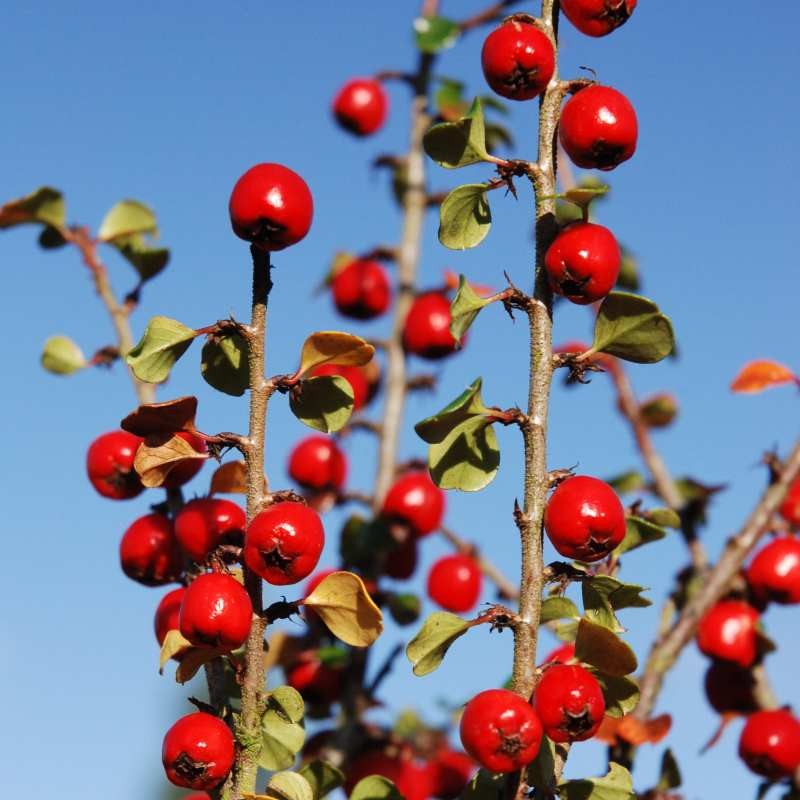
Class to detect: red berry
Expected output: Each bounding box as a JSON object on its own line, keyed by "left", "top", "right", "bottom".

{"left": 162, "top": 712, "right": 235, "bottom": 790}
{"left": 179, "top": 572, "right": 253, "bottom": 651}
{"left": 286, "top": 656, "right": 343, "bottom": 705}
{"left": 288, "top": 436, "right": 347, "bottom": 492}
{"left": 382, "top": 471, "right": 445, "bottom": 537}
{"left": 162, "top": 431, "right": 208, "bottom": 489}
{"left": 402, "top": 292, "right": 460, "bottom": 360}
{"left": 120, "top": 513, "right": 183, "bottom": 586}
{"left": 780, "top": 477, "right": 800, "bottom": 528}
{"left": 427, "top": 554, "right": 483, "bottom": 613}
{"left": 481, "top": 19, "right": 555, "bottom": 101}
{"left": 460, "top": 688, "right": 542, "bottom": 773}
{"left": 747, "top": 536, "right": 800, "bottom": 605}
{"left": 544, "top": 222, "right": 620, "bottom": 304}
{"left": 429, "top": 749, "right": 475, "bottom": 800}
{"left": 543, "top": 475, "right": 625, "bottom": 562}
{"left": 174, "top": 498, "right": 246, "bottom": 563}
{"left": 310, "top": 363, "right": 370, "bottom": 410}
{"left": 696, "top": 600, "right": 760, "bottom": 668}
{"left": 229, "top": 163, "right": 313, "bottom": 250}
{"left": 384, "top": 538, "right": 418, "bottom": 580}
{"left": 86, "top": 430, "right": 144, "bottom": 500}
{"left": 703, "top": 662, "right": 758, "bottom": 715}
{"left": 333, "top": 78, "right": 388, "bottom": 137}
{"left": 244, "top": 501, "right": 325, "bottom": 585}
{"left": 559, "top": 85, "right": 638, "bottom": 171}
{"left": 561, "top": 0, "right": 637, "bottom": 37}
{"left": 534, "top": 664, "right": 605, "bottom": 742}
{"left": 332, "top": 258, "right": 392, "bottom": 320}
{"left": 738, "top": 709, "right": 800, "bottom": 779}
{"left": 544, "top": 642, "right": 576, "bottom": 665}
{"left": 155, "top": 586, "right": 187, "bottom": 646}
{"left": 345, "top": 751, "right": 431, "bottom": 800}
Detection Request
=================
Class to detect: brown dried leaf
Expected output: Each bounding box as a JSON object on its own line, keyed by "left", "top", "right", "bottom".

{"left": 134, "top": 433, "right": 208, "bottom": 488}
{"left": 121, "top": 396, "right": 198, "bottom": 437}
{"left": 210, "top": 460, "right": 248, "bottom": 494}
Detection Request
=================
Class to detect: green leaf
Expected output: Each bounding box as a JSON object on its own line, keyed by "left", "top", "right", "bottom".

{"left": 615, "top": 516, "right": 669, "bottom": 556}
{"left": 267, "top": 685, "right": 306, "bottom": 723}
{"left": 646, "top": 508, "right": 681, "bottom": 529}
{"left": 540, "top": 596, "right": 581, "bottom": 624}
{"left": 554, "top": 619, "right": 579, "bottom": 643}
{"left": 605, "top": 470, "right": 646, "bottom": 495}
{"left": 111, "top": 233, "right": 170, "bottom": 282}
{"left": 428, "top": 416, "right": 499, "bottom": 491}
{"left": 559, "top": 763, "right": 635, "bottom": 800}
{"left": 435, "top": 78, "right": 467, "bottom": 118}
{"left": 582, "top": 576, "right": 650, "bottom": 632}
{"left": 616, "top": 247, "right": 640, "bottom": 291}
{"left": 414, "top": 15, "right": 460, "bottom": 54}
{"left": 388, "top": 593, "right": 421, "bottom": 626}
{"left": 259, "top": 688, "right": 306, "bottom": 771}
{"left": 449, "top": 276, "right": 492, "bottom": 344}
{"left": 0, "top": 186, "right": 65, "bottom": 229}
{"left": 439, "top": 184, "right": 492, "bottom": 250}
{"left": 592, "top": 292, "right": 675, "bottom": 364}
{"left": 41, "top": 335, "right": 86, "bottom": 375}
{"left": 560, "top": 184, "right": 610, "bottom": 214}
{"left": 126, "top": 316, "right": 197, "bottom": 383}
{"left": 591, "top": 672, "right": 640, "bottom": 719}
{"left": 350, "top": 776, "right": 403, "bottom": 800}
{"left": 424, "top": 98, "right": 490, "bottom": 169}
{"left": 657, "top": 748, "right": 682, "bottom": 791}
{"left": 415, "top": 378, "right": 491, "bottom": 442}
{"left": 526, "top": 737, "right": 556, "bottom": 792}
{"left": 98, "top": 199, "right": 158, "bottom": 241}
{"left": 264, "top": 771, "right": 314, "bottom": 800}
{"left": 460, "top": 769, "right": 506, "bottom": 800}
{"left": 299, "top": 761, "right": 344, "bottom": 800}
{"left": 201, "top": 332, "right": 249, "bottom": 396}
{"left": 290, "top": 375, "right": 354, "bottom": 433}
{"left": 406, "top": 611, "right": 469, "bottom": 676}
{"left": 574, "top": 619, "right": 637, "bottom": 677}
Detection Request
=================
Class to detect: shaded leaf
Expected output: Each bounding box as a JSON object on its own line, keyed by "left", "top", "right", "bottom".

{"left": 606, "top": 471, "right": 646, "bottom": 495}
{"left": 615, "top": 516, "right": 668, "bottom": 556}
{"left": 616, "top": 247, "right": 640, "bottom": 292}
{"left": 582, "top": 576, "right": 650, "bottom": 633}
{"left": 126, "top": 316, "right": 198, "bottom": 383}
{"left": 38, "top": 225, "right": 67, "bottom": 249}
{"left": 98, "top": 199, "right": 158, "bottom": 241}
{"left": 299, "top": 760, "right": 344, "bottom": 800}
{"left": 260, "top": 697, "right": 306, "bottom": 772}
{"left": 449, "top": 276, "right": 492, "bottom": 344}
{"left": 298, "top": 331, "right": 374, "bottom": 376}
{"left": 428, "top": 416, "right": 499, "bottom": 492}
{"left": 558, "top": 762, "right": 635, "bottom": 800}
{"left": 134, "top": 433, "right": 208, "bottom": 488}
{"left": 290, "top": 375, "right": 354, "bottom": 434}
{"left": 424, "top": 97, "right": 489, "bottom": 169}
{"left": 414, "top": 15, "right": 460, "bottom": 54}
{"left": 121, "top": 396, "right": 198, "bottom": 437}
{"left": 540, "top": 596, "right": 580, "bottom": 624}
{"left": 645, "top": 508, "right": 681, "bottom": 529}
{"left": 0, "top": 186, "right": 65, "bottom": 229}
{"left": 574, "top": 619, "right": 637, "bottom": 676}
{"left": 263, "top": 771, "right": 313, "bottom": 800}
{"left": 201, "top": 332, "right": 249, "bottom": 396}
{"left": 526, "top": 737, "right": 556, "bottom": 792}
{"left": 591, "top": 672, "right": 640, "bottom": 719}
{"left": 415, "top": 377, "right": 490, "bottom": 443}
{"left": 175, "top": 645, "right": 229, "bottom": 683}
{"left": 731, "top": 360, "right": 798, "bottom": 394}
{"left": 406, "top": 611, "right": 469, "bottom": 676}
{"left": 460, "top": 768, "right": 506, "bottom": 800}
{"left": 41, "top": 335, "right": 86, "bottom": 375}
{"left": 657, "top": 748, "right": 681, "bottom": 791}
{"left": 388, "top": 593, "right": 421, "bottom": 626}
{"left": 210, "top": 460, "right": 248, "bottom": 494}
{"left": 592, "top": 293, "right": 675, "bottom": 364}
{"left": 439, "top": 184, "right": 492, "bottom": 250}
{"left": 111, "top": 233, "right": 170, "bottom": 282}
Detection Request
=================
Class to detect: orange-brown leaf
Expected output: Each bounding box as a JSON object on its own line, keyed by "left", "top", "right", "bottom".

{"left": 731, "top": 360, "right": 798, "bottom": 394}
{"left": 210, "top": 460, "right": 248, "bottom": 494}
{"left": 594, "top": 713, "right": 671, "bottom": 746}
{"left": 121, "top": 396, "right": 198, "bottom": 437}
{"left": 134, "top": 433, "right": 208, "bottom": 488}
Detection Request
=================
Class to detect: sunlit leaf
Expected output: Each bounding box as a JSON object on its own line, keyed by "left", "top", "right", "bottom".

{"left": 98, "top": 199, "right": 158, "bottom": 241}
{"left": 731, "top": 359, "right": 798, "bottom": 394}
{"left": 289, "top": 375, "right": 354, "bottom": 434}
{"left": 438, "top": 184, "right": 492, "bottom": 250}
{"left": 263, "top": 771, "right": 313, "bottom": 800}
{"left": 41, "top": 335, "right": 86, "bottom": 375}
{"left": 350, "top": 776, "right": 403, "bottom": 800}
{"left": 615, "top": 516, "right": 669, "bottom": 556}
{"left": 592, "top": 293, "right": 675, "bottom": 364}
{"left": 449, "top": 275, "right": 492, "bottom": 344}
{"left": 298, "top": 331, "right": 374, "bottom": 376}
{"left": 0, "top": 186, "right": 65, "bottom": 229}
{"left": 126, "top": 316, "right": 198, "bottom": 383}
{"left": 210, "top": 460, "right": 248, "bottom": 494}
{"left": 158, "top": 629, "right": 192, "bottom": 671}
{"left": 558, "top": 762, "right": 635, "bottom": 800}
{"left": 406, "top": 611, "right": 469, "bottom": 676}
{"left": 540, "top": 596, "right": 580, "bottom": 624}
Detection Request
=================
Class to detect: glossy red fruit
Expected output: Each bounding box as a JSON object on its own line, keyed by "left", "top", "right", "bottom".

{"left": 120, "top": 513, "right": 183, "bottom": 586}
{"left": 162, "top": 431, "right": 208, "bottom": 489}
{"left": 382, "top": 471, "right": 445, "bottom": 537}
{"left": 229, "top": 163, "right": 313, "bottom": 250}
{"left": 179, "top": 572, "right": 252, "bottom": 651}
{"left": 333, "top": 78, "right": 388, "bottom": 136}
{"left": 460, "top": 688, "right": 542, "bottom": 773}
{"left": 780, "top": 477, "right": 800, "bottom": 528}
{"left": 427, "top": 554, "right": 483, "bottom": 613}
{"left": 704, "top": 662, "right": 758, "bottom": 715}
{"left": 481, "top": 19, "right": 555, "bottom": 101}
{"left": 86, "top": 430, "right": 144, "bottom": 500}
{"left": 545, "top": 222, "right": 620, "bottom": 304}
{"left": 288, "top": 436, "right": 347, "bottom": 492}
{"left": 174, "top": 498, "right": 246, "bottom": 563}
{"left": 402, "top": 292, "right": 460, "bottom": 360}
{"left": 559, "top": 85, "right": 638, "bottom": 171}
{"left": 738, "top": 709, "right": 800, "bottom": 779}
{"left": 543, "top": 475, "right": 625, "bottom": 562}
{"left": 534, "top": 664, "right": 605, "bottom": 742}
{"left": 310, "top": 363, "right": 370, "bottom": 410}
{"left": 345, "top": 752, "right": 431, "bottom": 800}
{"left": 747, "top": 536, "right": 800, "bottom": 605}
{"left": 162, "top": 712, "right": 235, "bottom": 790}
{"left": 384, "top": 538, "right": 418, "bottom": 580}
{"left": 696, "top": 600, "right": 760, "bottom": 668}
{"left": 544, "top": 642, "right": 576, "bottom": 664}
{"left": 155, "top": 587, "right": 187, "bottom": 646}
{"left": 561, "top": 0, "right": 637, "bottom": 37}
{"left": 286, "top": 656, "right": 343, "bottom": 705}
{"left": 332, "top": 258, "right": 392, "bottom": 320}
{"left": 183, "top": 795, "right": 211, "bottom": 800}
{"left": 429, "top": 748, "right": 475, "bottom": 800}
{"left": 244, "top": 501, "right": 325, "bottom": 585}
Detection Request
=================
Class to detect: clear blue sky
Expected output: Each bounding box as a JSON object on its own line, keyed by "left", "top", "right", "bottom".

{"left": 2, "top": 2, "right": 798, "bottom": 798}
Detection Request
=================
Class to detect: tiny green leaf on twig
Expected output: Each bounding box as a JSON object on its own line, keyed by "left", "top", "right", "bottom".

{"left": 289, "top": 375, "right": 354, "bottom": 433}
{"left": 449, "top": 275, "right": 493, "bottom": 344}
{"left": 0, "top": 186, "right": 65, "bottom": 229}
{"left": 424, "top": 97, "right": 492, "bottom": 169}
{"left": 558, "top": 762, "right": 636, "bottom": 800}
{"left": 582, "top": 575, "right": 651, "bottom": 633}
{"left": 406, "top": 611, "right": 470, "bottom": 676}
{"left": 645, "top": 507, "right": 681, "bottom": 529}
{"left": 574, "top": 618, "right": 638, "bottom": 676}
{"left": 126, "top": 316, "right": 198, "bottom": 383}
{"left": 540, "top": 596, "right": 581, "bottom": 624}
{"left": 201, "top": 332, "right": 250, "bottom": 396}
{"left": 414, "top": 15, "right": 460, "bottom": 54}
{"left": 615, "top": 515, "right": 670, "bottom": 556}
{"left": 98, "top": 199, "right": 158, "bottom": 242}
{"left": 606, "top": 470, "right": 646, "bottom": 494}
{"left": 41, "top": 335, "right": 87, "bottom": 375}
{"left": 438, "top": 183, "right": 492, "bottom": 250}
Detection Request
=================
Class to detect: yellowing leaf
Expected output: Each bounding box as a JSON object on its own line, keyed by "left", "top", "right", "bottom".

{"left": 98, "top": 198, "right": 158, "bottom": 242}
{"left": 303, "top": 571, "right": 383, "bottom": 647}
{"left": 134, "top": 433, "right": 208, "bottom": 488}
{"left": 406, "top": 611, "right": 469, "bottom": 677}
{"left": 158, "top": 629, "right": 193, "bottom": 671}
{"left": 298, "top": 331, "right": 374, "bottom": 376}
{"left": 41, "top": 335, "right": 86, "bottom": 375}
{"left": 731, "top": 359, "right": 798, "bottom": 394}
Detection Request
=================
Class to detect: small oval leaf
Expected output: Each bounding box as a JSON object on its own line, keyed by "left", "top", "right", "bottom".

{"left": 592, "top": 293, "right": 675, "bottom": 364}
{"left": 406, "top": 611, "right": 469, "bottom": 677}
{"left": 350, "top": 776, "right": 403, "bottom": 800}
{"left": 201, "top": 332, "right": 250, "bottom": 396}
{"left": 126, "top": 316, "right": 198, "bottom": 383}
{"left": 41, "top": 335, "right": 86, "bottom": 375}
{"left": 98, "top": 199, "right": 158, "bottom": 242}
{"left": 424, "top": 98, "right": 489, "bottom": 169}
{"left": 298, "top": 331, "right": 374, "bottom": 376}
{"left": 158, "top": 629, "right": 192, "bottom": 671}
{"left": 449, "top": 275, "right": 492, "bottom": 344}
{"left": 414, "top": 15, "right": 460, "bottom": 54}
{"left": 438, "top": 184, "right": 492, "bottom": 250}
{"left": 574, "top": 619, "right": 638, "bottom": 677}
{"left": 298, "top": 760, "right": 344, "bottom": 800}
{"left": 210, "top": 460, "right": 249, "bottom": 494}
{"left": 289, "top": 375, "right": 354, "bottom": 434}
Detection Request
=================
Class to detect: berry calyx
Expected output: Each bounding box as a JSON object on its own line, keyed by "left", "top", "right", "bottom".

{"left": 780, "top": 477, "right": 800, "bottom": 528}
{"left": 402, "top": 292, "right": 461, "bottom": 360}
{"left": 155, "top": 586, "right": 187, "bottom": 646}
{"left": 331, "top": 258, "right": 392, "bottom": 320}
{"left": 747, "top": 536, "right": 800, "bottom": 605}
{"left": 696, "top": 600, "right": 760, "bottom": 668}
{"left": 561, "top": 0, "right": 637, "bottom": 37}
{"left": 179, "top": 572, "right": 253, "bottom": 651}
{"left": 244, "top": 501, "right": 325, "bottom": 585}
{"left": 86, "top": 429, "right": 144, "bottom": 500}
{"left": 534, "top": 664, "right": 605, "bottom": 742}
{"left": 119, "top": 513, "right": 183, "bottom": 586}
{"left": 738, "top": 709, "right": 800, "bottom": 779}
{"left": 174, "top": 498, "right": 246, "bottom": 563}
{"left": 460, "top": 688, "right": 543, "bottom": 773}
{"left": 427, "top": 554, "right": 483, "bottom": 613}
{"left": 229, "top": 163, "right": 313, "bottom": 250}
{"left": 162, "top": 431, "right": 208, "bottom": 489}
{"left": 286, "top": 654, "right": 343, "bottom": 706}
{"left": 481, "top": 19, "right": 555, "bottom": 101}
{"left": 543, "top": 475, "right": 626, "bottom": 562}
{"left": 162, "top": 712, "right": 235, "bottom": 790}
{"left": 544, "top": 222, "right": 621, "bottom": 304}
{"left": 544, "top": 642, "right": 576, "bottom": 664}
{"left": 559, "top": 85, "right": 638, "bottom": 171}
{"left": 310, "top": 363, "right": 370, "bottom": 410}
{"left": 333, "top": 78, "right": 388, "bottom": 137}
{"left": 288, "top": 435, "right": 347, "bottom": 492}
{"left": 703, "top": 662, "right": 758, "bottom": 715}
{"left": 382, "top": 470, "right": 445, "bottom": 538}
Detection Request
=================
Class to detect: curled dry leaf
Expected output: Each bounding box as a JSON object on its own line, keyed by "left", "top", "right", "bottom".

{"left": 298, "top": 332, "right": 375, "bottom": 377}
{"left": 133, "top": 433, "right": 208, "bottom": 488}
{"left": 730, "top": 359, "right": 798, "bottom": 394}
{"left": 121, "top": 396, "right": 198, "bottom": 437}
{"left": 210, "top": 460, "right": 249, "bottom": 494}
{"left": 595, "top": 713, "right": 672, "bottom": 746}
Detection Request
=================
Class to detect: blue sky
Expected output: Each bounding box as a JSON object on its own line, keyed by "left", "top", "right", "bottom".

{"left": 1, "top": 2, "right": 799, "bottom": 798}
